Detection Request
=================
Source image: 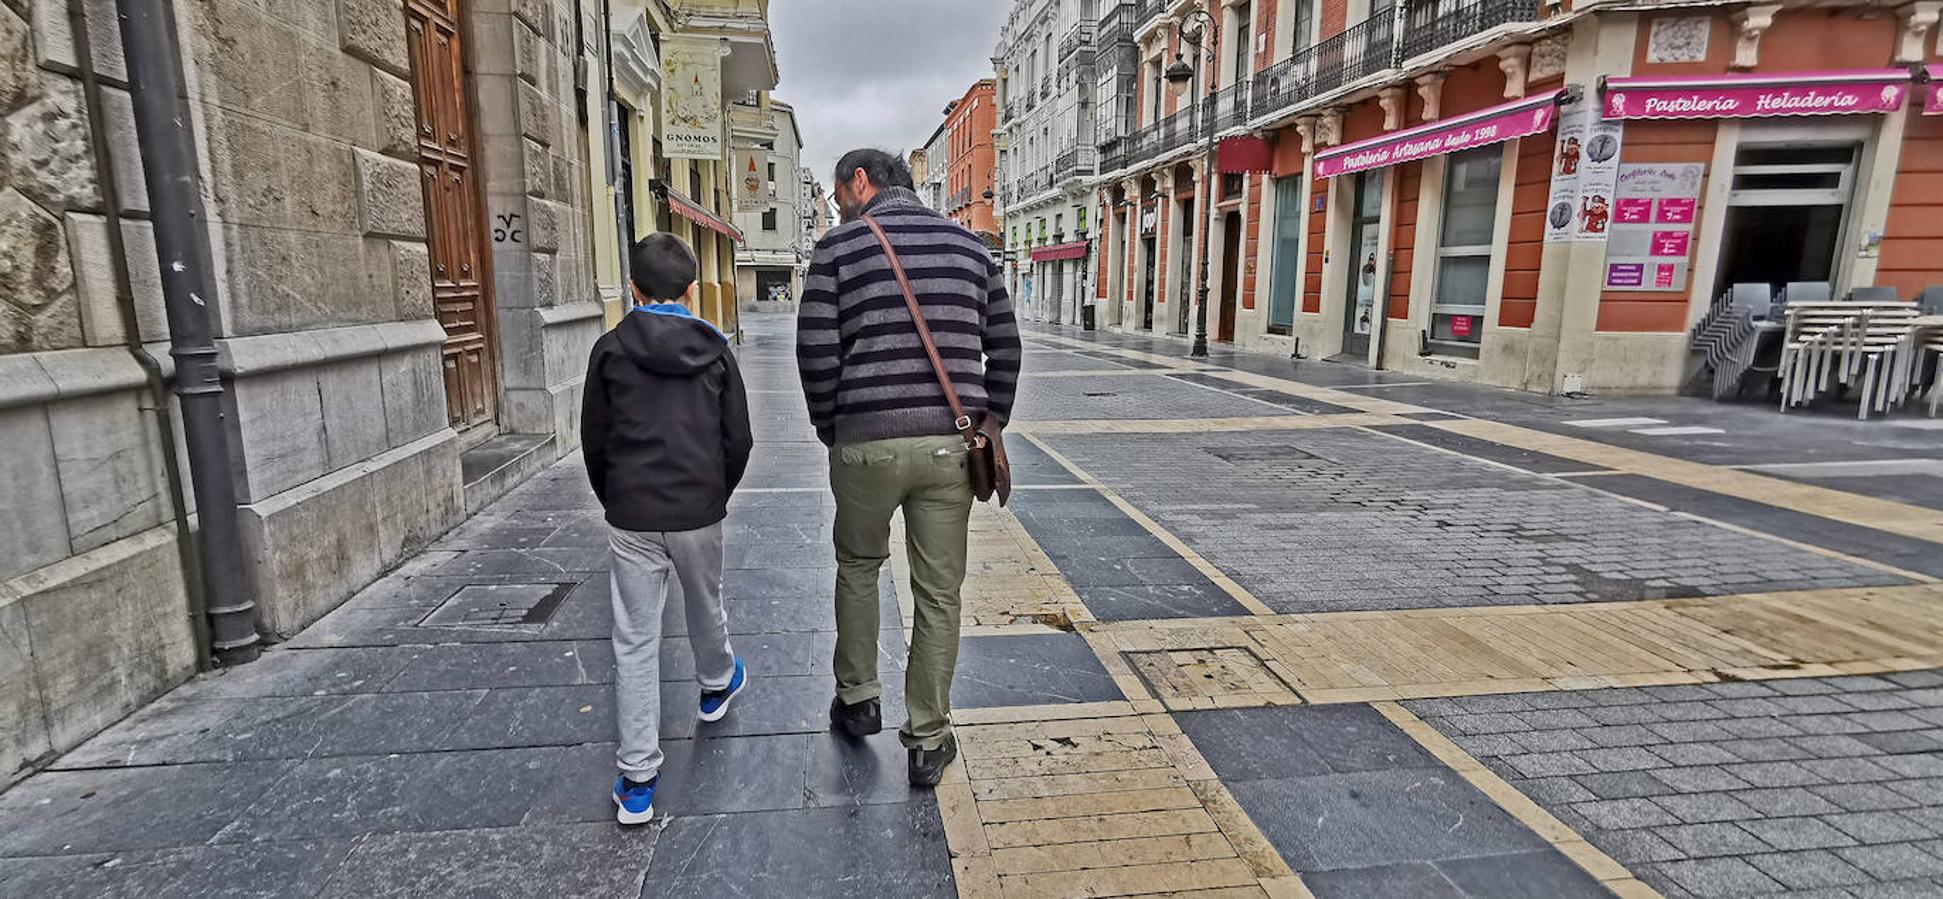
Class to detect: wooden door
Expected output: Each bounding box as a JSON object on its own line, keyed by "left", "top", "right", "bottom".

{"left": 406, "top": 0, "right": 497, "bottom": 430}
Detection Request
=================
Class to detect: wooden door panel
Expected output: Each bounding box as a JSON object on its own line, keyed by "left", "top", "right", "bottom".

{"left": 407, "top": 0, "right": 496, "bottom": 431}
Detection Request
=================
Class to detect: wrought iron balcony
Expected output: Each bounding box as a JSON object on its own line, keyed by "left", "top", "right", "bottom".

{"left": 1041, "top": 76, "right": 1053, "bottom": 100}
{"left": 1098, "top": 2, "right": 1136, "bottom": 45}
{"left": 1208, "top": 80, "right": 1251, "bottom": 134}
{"left": 1055, "top": 146, "right": 1098, "bottom": 180}
{"left": 1400, "top": 0, "right": 1538, "bottom": 62}
{"left": 1248, "top": 11, "right": 1398, "bottom": 121}
{"left": 1135, "top": 0, "right": 1164, "bottom": 27}
{"left": 1098, "top": 137, "right": 1127, "bottom": 174}
{"left": 1059, "top": 23, "right": 1096, "bottom": 62}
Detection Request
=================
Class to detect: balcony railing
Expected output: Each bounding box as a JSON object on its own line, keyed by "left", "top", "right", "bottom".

{"left": 1247, "top": 10, "right": 1395, "bottom": 120}
{"left": 1098, "top": 1, "right": 1136, "bottom": 44}
{"left": 1041, "top": 76, "right": 1053, "bottom": 100}
{"left": 1208, "top": 80, "right": 1251, "bottom": 134}
{"left": 1059, "top": 23, "right": 1096, "bottom": 61}
{"left": 1400, "top": 0, "right": 1537, "bottom": 61}
{"left": 1135, "top": 0, "right": 1164, "bottom": 26}
{"left": 1099, "top": 137, "right": 1127, "bottom": 174}
{"left": 1055, "top": 146, "right": 1097, "bottom": 180}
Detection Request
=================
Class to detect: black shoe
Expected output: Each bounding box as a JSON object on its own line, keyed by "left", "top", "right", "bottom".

{"left": 829, "top": 696, "right": 882, "bottom": 738}
{"left": 907, "top": 736, "right": 957, "bottom": 788}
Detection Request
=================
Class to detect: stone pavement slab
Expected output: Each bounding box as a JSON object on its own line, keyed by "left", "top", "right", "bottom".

{"left": 1407, "top": 671, "right": 1943, "bottom": 897}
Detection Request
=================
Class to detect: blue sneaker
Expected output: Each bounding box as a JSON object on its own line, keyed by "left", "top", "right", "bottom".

{"left": 699, "top": 657, "right": 748, "bottom": 723}
{"left": 613, "top": 774, "right": 656, "bottom": 826}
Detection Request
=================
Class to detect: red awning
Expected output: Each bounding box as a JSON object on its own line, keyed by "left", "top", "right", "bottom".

{"left": 1926, "top": 67, "right": 1941, "bottom": 116}
{"left": 1031, "top": 241, "right": 1090, "bottom": 262}
{"left": 1313, "top": 88, "right": 1565, "bottom": 179}
{"left": 1217, "top": 135, "right": 1274, "bottom": 174}
{"left": 1601, "top": 69, "right": 1912, "bottom": 121}
{"left": 664, "top": 185, "right": 745, "bottom": 243}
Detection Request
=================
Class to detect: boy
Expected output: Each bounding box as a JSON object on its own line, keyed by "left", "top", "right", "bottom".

{"left": 582, "top": 233, "right": 754, "bottom": 825}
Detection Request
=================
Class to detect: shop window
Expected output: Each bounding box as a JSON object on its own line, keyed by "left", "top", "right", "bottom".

{"left": 1267, "top": 175, "right": 1303, "bottom": 333}
{"left": 1431, "top": 147, "right": 1503, "bottom": 354}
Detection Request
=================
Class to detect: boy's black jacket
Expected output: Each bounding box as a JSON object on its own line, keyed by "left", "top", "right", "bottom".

{"left": 581, "top": 306, "right": 754, "bottom": 532}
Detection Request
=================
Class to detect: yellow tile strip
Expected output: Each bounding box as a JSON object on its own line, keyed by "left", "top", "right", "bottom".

{"left": 1083, "top": 583, "right": 1943, "bottom": 708}
{"left": 1017, "top": 434, "right": 1278, "bottom": 618}
{"left": 1372, "top": 701, "right": 1664, "bottom": 898}
{"left": 940, "top": 705, "right": 1314, "bottom": 899}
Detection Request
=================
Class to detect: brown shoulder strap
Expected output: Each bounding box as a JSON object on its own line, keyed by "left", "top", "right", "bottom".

{"left": 860, "top": 214, "right": 978, "bottom": 448}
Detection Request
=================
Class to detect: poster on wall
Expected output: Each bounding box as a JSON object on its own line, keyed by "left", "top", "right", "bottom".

{"left": 661, "top": 36, "right": 724, "bottom": 161}
{"left": 1604, "top": 163, "right": 1705, "bottom": 292}
{"left": 1543, "top": 94, "right": 1625, "bottom": 243}
{"left": 1351, "top": 229, "right": 1380, "bottom": 336}
{"left": 735, "top": 152, "right": 770, "bottom": 212}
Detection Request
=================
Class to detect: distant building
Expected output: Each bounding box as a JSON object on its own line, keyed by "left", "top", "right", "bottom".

{"left": 915, "top": 120, "right": 950, "bottom": 213}
{"left": 944, "top": 80, "right": 1000, "bottom": 242}
{"left": 732, "top": 96, "right": 806, "bottom": 306}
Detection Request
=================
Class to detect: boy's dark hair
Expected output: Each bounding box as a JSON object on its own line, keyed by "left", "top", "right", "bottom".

{"left": 833, "top": 148, "right": 915, "bottom": 191}
{"left": 629, "top": 233, "right": 698, "bottom": 302}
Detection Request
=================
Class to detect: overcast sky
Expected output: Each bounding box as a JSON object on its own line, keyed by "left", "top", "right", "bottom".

{"left": 769, "top": 1, "right": 1008, "bottom": 190}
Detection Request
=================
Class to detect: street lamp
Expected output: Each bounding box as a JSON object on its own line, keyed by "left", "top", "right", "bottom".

{"left": 1164, "top": 9, "right": 1217, "bottom": 358}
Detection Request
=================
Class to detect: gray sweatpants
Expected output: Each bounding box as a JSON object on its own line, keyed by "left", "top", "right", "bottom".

{"left": 609, "top": 522, "right": 736, "bottom": 782}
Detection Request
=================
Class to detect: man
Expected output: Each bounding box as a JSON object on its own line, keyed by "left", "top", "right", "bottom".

{"left": 583, "top": 233, "right": 755, "bottom": 824}
{"left": 797, "top": 149, "right": 1022, "bottom": 786}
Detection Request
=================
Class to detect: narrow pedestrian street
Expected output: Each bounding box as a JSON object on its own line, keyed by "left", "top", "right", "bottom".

{"left": 5, "top": 314, "right": 1943, "bottom": 898}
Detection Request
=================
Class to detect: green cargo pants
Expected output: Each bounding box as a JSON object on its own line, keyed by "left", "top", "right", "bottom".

{"left": 829, "top": 434, "right": 973, "bottom": 750}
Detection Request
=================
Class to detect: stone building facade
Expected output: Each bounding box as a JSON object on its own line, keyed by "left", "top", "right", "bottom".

{"left": 0, "top": 0, "right": 607, "bottom": 787}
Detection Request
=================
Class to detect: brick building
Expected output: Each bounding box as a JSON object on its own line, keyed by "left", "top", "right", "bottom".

{"left": 1078, "top": 0, "right": 1942, "bottom": 394}
{"left": 945, "top": 79, "right": 1002, "bottom": 241}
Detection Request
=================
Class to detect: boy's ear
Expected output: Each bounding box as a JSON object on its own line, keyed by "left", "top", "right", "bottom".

{"left": 684, "top": 281, "right": 698, "bottom": 304}
{"left": 628, "top": 282, "right": 648, "bottom": 308}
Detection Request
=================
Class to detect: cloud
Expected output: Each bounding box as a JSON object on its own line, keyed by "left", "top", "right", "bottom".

{"left": 769, "top": 1, "right": 1007, "bottom": 188}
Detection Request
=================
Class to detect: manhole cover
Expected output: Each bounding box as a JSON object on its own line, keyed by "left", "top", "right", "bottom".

{"left": 419, "top": 583, "right": 575, "bottom": 629}
{"left": 1206, "top": 445, "right": 1317, "bottom": 464}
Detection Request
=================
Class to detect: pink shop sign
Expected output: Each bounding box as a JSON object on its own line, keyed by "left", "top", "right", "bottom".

{"left": 1315, "top": 90, "right": 1563, "bottom": 179}
{"left": 1602, "top": 70, "right": 1911, "bottom": 121}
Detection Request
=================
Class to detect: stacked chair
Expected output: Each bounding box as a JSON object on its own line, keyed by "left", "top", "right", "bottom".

{"left": 1777, "top": 285, "right": 1934, "bottom": 420}
{"left": 1689, "top": 283, "right": 1784, "bottom": 400}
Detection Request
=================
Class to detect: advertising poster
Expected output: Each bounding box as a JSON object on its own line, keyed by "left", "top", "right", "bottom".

{"left": 661, "top": 35, "right": 724, "bottom": 160}
{"left": 1604, "top": 163, "right": 1705, "bottom": 292}
{"left": 1351, "top": 229, "right": 1380, "bottom": 336}
{"left": 1544, "top": 95, "right": 1625, "bottom": 243}
{"left": 735, "top": 151, "right": 770, "bottom": 212}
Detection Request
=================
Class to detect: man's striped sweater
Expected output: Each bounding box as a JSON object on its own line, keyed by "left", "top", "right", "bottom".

{"left": 797, "top": 187, "right": 1022, "bottom": 447}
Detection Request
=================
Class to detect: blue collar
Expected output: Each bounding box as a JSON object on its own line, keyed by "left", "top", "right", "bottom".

{"left": 631, "top": 302, "right": 726, "bottom": 338}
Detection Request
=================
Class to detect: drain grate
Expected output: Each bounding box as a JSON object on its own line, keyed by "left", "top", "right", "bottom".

{"left": 419, "top": 582, "right": 575, "bottom": 629}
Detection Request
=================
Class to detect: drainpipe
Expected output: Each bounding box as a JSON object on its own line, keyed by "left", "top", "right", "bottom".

{"left": 117, "top": 0, "right": 261, "bottom": 665}
{"left": 70, "top": 0, "right": 209, "bottom": 662}
{"left": 599, "top": 0, "right": 632, "bottom": 293}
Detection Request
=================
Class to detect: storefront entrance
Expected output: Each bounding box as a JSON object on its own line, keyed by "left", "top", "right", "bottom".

{"left": 1140, "top": 235, "right": 1157, "bottom": 330}
{"left": 1175, "top": 198, "right": 1195, "bottom": 335}
{"left": 1342, "top": 171, "right": 1385, "bottom": 359}
{"left": 1217, "top": 210, "right": 1241, "bottom": 343}
{"left": 1714, "top": 143, "right": 1859, "bottom": 300}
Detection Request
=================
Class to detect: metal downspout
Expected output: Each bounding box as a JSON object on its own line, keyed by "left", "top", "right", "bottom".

{"left": 116, "top": 0, "right": 261, "bottom": 665}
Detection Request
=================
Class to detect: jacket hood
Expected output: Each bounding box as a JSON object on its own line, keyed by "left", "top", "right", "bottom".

{"left": 615, "top": 304, "right": 728, "bottom": 375}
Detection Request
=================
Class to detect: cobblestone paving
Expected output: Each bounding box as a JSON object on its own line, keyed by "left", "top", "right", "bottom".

{"left": 1042, "top": 427, "right": 1905, "bottom": 614}
{"left": 1012, "top": 374, "right": 1300, "bottom": 421}
{"left": 1406, "top": 670, "right": 1943, "bottom": 897}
